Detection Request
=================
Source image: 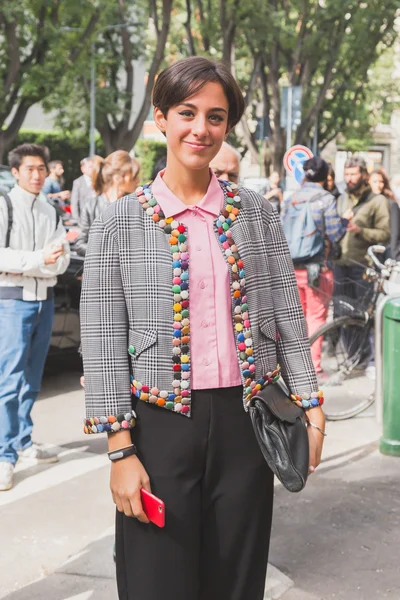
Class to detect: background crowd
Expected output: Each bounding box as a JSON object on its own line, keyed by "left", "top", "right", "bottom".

{"left": 0, "top": 137, "right": 399, "bottom": 494}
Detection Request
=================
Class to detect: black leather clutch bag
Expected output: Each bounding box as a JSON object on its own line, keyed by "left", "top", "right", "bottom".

{"left": 248, "top": 381, "right": 309, "bottom": 493}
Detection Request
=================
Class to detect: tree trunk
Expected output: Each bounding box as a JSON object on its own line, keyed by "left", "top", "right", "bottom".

{"left": 0, "top": 100, "right": 30, "bottom": 163}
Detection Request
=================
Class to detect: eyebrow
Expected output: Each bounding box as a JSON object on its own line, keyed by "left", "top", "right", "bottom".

{"left": 179, "top": 102, "right": 228, "bottom": 114}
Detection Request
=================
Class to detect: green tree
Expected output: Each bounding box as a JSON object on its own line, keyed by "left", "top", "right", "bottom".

{"left": 45, "top": 0, "right": 174, "bottom": 155}
{"left": 173, "top": 0, "right": 400, "bottom": 173}
{"left": 0, "top": 0, "right": 102, "bottom": 162}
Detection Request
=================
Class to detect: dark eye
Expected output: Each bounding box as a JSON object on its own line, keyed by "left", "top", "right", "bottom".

{"left": 179, "top": 110, "right": 194, "bottom": 117}
{"left": 209, "top": 114, "right": 224, "bottom": 123}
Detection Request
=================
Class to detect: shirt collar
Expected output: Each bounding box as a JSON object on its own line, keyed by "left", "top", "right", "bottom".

{"left": 151, "top": 169, "right": 224, "bottom": 219}
{"left": 12, "top": 184, "right": 38, "bottom": 203}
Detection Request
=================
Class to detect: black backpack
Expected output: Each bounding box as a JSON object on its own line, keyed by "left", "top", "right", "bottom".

{"left": 1, "top": 193, "right": 13, "bottom": 248}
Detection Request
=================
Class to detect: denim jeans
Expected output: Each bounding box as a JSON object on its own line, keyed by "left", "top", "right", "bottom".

{"left": 0, "top": 298, "right": 54, "bottom": 464}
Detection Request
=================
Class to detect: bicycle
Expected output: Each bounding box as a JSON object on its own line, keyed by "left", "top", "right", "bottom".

{"left": 309, "top": 245, "right": 396, "bottom": 421}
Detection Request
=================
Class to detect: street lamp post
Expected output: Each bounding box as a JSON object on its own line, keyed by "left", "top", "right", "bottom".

{"left": 89, "top": 41, "right": 96, "bottom": 157}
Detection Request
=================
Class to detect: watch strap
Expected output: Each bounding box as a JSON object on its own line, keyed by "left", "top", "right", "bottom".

{"left": 108, "top": 444, "right": 137, "bottom": 462}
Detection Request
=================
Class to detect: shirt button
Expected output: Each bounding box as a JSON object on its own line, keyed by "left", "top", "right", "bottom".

{"left": 203, "top": 358, "right": 210, "bottom": 366}
{"left": 200, "top": 281, "right": 206, "bottom": 289}
{"left": 201, "top": 320, "right": 208, "bottom": 328}
{"left": 196, "top": 245, "right": 202, "bottom": 251}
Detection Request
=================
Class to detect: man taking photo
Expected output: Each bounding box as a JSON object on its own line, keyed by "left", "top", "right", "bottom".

{"left": 0, "top": 144, "right": 70, "bottom": 491}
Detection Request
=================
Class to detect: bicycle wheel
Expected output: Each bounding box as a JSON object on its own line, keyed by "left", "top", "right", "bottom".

{"left": 309, "top": 316, "right": 375, "bottom": 420}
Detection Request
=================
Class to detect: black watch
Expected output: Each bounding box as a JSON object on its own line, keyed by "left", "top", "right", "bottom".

{"left": 108, "top": 444, "right": 137, "bottom": 462}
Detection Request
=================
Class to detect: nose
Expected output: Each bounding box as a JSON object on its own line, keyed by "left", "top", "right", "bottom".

{"left": 192, "top": 115, "right": 208, "bottom": 138}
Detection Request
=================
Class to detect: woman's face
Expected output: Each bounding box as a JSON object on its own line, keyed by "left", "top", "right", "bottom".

{"left": 154, "top": 81, "right": 229, "bottom": 172}
{"left": 326, "top": 174, "right": 334, "bottom": 191}
{"left": 269, "top": 172, "right": 280, "bottom": 187}
{"left": 370, "top": 173, "right": 385, "bottom": 195}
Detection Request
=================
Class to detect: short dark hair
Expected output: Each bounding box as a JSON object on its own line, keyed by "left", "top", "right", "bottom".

{"left": 48, "top": 160, "right": 63, "bottom": 170}
{"left": 8, "top": 143, "right": 49, "bottom": 171}
{"left": 152, "top": 57, "right": 245, "bottom": 130}
{"left": 344, "top": 156, "right": 368, "bottom": 174}
{"left": 303, "top": 157, "right": 329, "bottom": 183}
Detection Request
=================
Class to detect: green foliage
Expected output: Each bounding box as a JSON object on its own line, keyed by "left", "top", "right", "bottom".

{"left": 5, "top": 129, "right": 105, "bottom": 189}
{"left": 0, "top": 0, "right": 115, "bottom": 159}
{"left": 341, "top": 137, "right": 373, "bottom": 152}
{"left": 135, "top": 140, "right": 167, "bottom": 182}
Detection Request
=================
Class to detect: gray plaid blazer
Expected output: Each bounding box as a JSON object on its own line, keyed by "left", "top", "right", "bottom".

{"left": 80, "top": 184, "right": 317, "bottom": 427}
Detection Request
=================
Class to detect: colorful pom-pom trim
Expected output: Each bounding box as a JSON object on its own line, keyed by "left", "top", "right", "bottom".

{"left": 83, "top": 410, "right": 137, "bottom": 434}
{"left": 290, "top": 390, "right": 324, "bottom": 409}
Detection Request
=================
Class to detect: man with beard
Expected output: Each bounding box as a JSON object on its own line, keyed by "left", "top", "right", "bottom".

{"left": 334, "top": 156, "right": 390, "bottom": 368}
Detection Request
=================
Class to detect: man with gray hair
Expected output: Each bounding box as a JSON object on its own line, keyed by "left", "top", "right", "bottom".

{"left": 210, "top": 142, "right": 240, "bottom": 184}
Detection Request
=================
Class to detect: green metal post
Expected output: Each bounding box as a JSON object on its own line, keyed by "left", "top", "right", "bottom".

{"left": 380, "top": 298, "right": 400, "bottom": 456}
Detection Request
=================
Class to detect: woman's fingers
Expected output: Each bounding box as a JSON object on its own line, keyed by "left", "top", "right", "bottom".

{"left": 141, "top": 476, "right": 152, "bottom": 494}
{"left": 130, "top": 493, "right": 150, "bottom": 523}
{"left": 122, "top": 497, "right": 134, "bottom": 518}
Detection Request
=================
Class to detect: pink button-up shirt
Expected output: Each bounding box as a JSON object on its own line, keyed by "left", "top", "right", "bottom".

{"left": 152, "top": 171, "right": 242, "bottom": 390}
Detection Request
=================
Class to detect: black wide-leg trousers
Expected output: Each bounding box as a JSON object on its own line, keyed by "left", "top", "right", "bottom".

{"left": 116, "top": 386, "right": 274, "bottom": 600}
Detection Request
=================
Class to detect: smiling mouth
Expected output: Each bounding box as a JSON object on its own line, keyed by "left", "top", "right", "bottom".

{"left": 184, "top": 141, "right": 212, "bottom": 150}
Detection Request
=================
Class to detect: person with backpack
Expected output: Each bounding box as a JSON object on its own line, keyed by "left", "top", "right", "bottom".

{"left": 0, "top": 143, "right": 70, "bottom": 491}
{"left": 281, "top": 157, "right": 352, "bottom": 375}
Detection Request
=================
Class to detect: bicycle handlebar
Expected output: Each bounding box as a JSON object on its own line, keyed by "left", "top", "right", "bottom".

{"left": 367, "top": 245, "right": 387, "bottom": 272}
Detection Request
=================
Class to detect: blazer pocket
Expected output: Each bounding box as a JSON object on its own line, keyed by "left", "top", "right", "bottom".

{"left": 259, "top": 318, "right": 277, "bottom": 343}
{"left": 128, "top": 328, "right": 158, "bottom": 358}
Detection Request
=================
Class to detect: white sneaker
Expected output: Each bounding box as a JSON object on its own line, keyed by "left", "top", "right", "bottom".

{"left": 18, "top": 443, "right": 59, "bottom": 464}
{"left": 0, "top": 462, "right": 14, "bottom": 491}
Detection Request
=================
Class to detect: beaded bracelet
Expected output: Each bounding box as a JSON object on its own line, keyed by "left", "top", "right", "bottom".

{"left": 290, "top": 390, "right": 324, "bottom": 409}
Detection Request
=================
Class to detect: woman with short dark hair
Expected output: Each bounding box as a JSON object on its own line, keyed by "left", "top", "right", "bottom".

{"left": 80, "top": 57, "right": 325, "bottom": 600}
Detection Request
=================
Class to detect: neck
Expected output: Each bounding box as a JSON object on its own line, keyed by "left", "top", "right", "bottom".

{"left": 50, "top": 173, "right": 58, "bottom": 180}
{"left": 308, "top": 181, "right": 323, "bottom": 187}
{"left": 105, "top": 187, "right": 119, "bottom": 203}
{"left": 162, "top": 156, "right": 211, "bottom": 206}
{"left": 16, "top": 184, "right": 36, "bottom": 197}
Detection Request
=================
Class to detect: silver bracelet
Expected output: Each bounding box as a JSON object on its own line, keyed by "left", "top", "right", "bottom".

{"left": 307, "top": 420, "right": 327, "bottom": 437}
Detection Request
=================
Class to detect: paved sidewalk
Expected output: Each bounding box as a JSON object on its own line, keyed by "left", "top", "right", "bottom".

{"left": 1, "top": 364, "right": 396, "bottom": 600}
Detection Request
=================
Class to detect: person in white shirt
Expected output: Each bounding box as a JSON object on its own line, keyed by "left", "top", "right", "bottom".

{"left": 0, "top": 143, "right": 70, "bottom": 491}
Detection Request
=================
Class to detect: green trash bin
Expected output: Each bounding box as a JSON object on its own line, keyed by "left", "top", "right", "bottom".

{"left": 380, "top": 297, "right": 400, "bottom": 456}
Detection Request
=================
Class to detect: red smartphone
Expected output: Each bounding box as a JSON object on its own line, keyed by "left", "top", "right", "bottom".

{"left": 140, "top": 488, "right": 165, "bottom": 528}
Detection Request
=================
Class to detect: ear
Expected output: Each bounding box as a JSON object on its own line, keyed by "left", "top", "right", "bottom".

{"left": 11, "top": 167, "right": 19, "bottom": 180}
{"left": 154, "top": 107, "right": 167, "bottom": 134}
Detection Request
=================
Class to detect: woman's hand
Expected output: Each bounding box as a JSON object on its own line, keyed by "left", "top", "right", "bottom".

{"left": 110, "top": 454, "right": 152, "bottom": 522}
{"left": 306, "top": 407, "right": 326, "bottom": 474}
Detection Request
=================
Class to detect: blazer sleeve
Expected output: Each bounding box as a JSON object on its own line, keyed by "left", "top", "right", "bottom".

{"left": 80, "top": 213, "right": 134, "bottom": 431}
{"left": 264, "top": 207, "right": 319, "bottom": 395}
